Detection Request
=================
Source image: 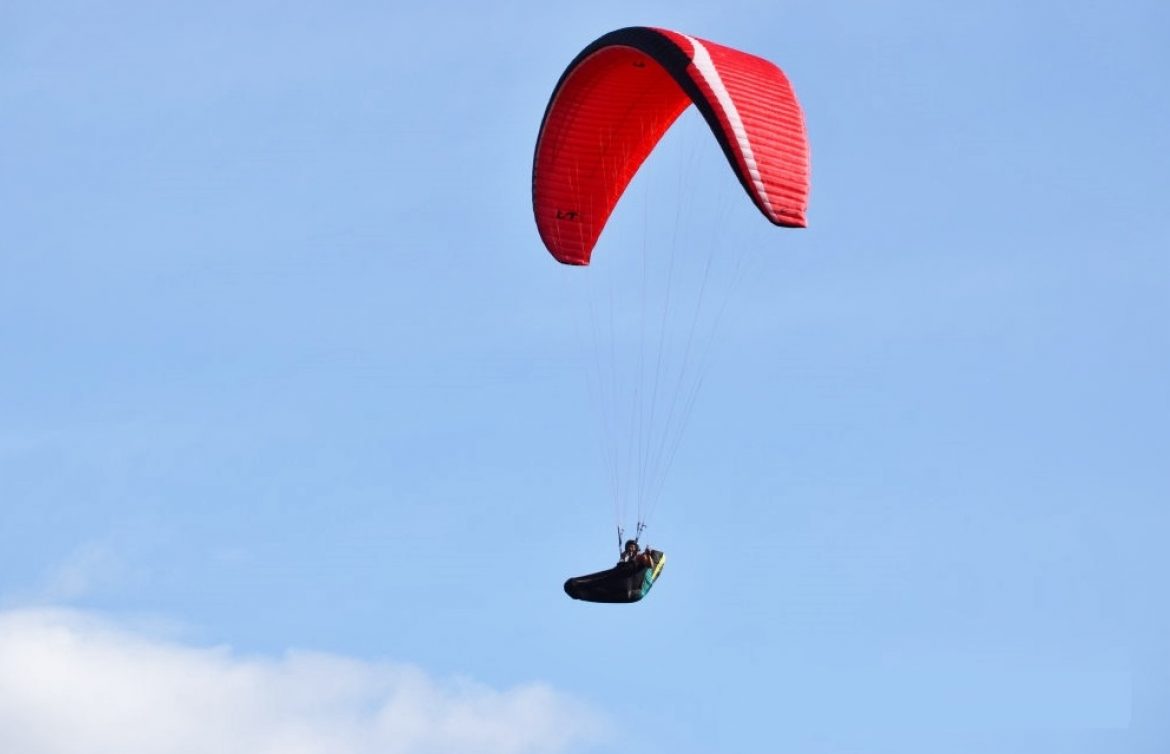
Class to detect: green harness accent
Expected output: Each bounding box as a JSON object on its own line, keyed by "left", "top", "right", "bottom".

{"left": 640, "top": 552, "right": 667, "bottom": 598}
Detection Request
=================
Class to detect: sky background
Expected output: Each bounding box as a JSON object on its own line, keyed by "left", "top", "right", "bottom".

{"left": 2, "top": 1, "right": 1168, "bottom": 752}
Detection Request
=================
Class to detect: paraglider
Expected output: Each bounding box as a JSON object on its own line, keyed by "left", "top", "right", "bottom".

{"left": 533, "top": 27, "right": 810, "bottom": 602}
{"left": 533, "top": 26, "right": 810, "bottom": 266}
{"left": 564, "top": 540, "right": 667, "bottom": 604}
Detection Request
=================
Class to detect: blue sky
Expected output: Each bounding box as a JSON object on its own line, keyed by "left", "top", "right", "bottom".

{"left": 2, "top": 1, "right": 1168, "bottom": 752}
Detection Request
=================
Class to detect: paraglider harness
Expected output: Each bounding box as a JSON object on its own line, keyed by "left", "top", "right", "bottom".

{"left": 563, "top": 521, "right": 665, "bottom": 603}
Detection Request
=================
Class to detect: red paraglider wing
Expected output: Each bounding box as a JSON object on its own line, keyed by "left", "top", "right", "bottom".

{"left": 532, "top": 27, "right": 810, "bottom": 266}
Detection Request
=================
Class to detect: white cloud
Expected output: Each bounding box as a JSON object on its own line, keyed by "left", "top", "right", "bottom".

{"left": 0, "top": 609, "right": 606, "bottom": 754}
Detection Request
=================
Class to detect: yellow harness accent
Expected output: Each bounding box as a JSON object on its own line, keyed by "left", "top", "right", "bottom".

{"left": 649, "top": 553, "right": 666, "bottom": 582}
